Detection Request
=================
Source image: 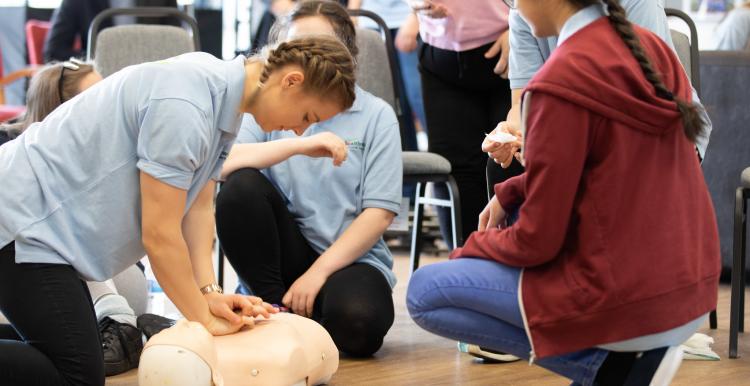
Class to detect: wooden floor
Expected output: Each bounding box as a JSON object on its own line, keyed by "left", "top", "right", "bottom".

{"left": 107, "top": 253, "right": 750, "bottom": 386}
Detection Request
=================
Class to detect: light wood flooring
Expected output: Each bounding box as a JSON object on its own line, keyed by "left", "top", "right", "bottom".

{"left": 107, "top": 253, "right": 750, "bottom": 386}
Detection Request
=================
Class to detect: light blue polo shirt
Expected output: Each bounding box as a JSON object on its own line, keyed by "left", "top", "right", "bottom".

{"left": 715, "top": 7, "right": 750, "bottom": 51}
{"left": 0, "top": 52, "right": 246, "bottom": 281}
{"left": 508, "top": 0, "right": 712, "bottom": 157}
{"left": 236, "top": 86, "right": 402, "bottom": 288}
{"left": 358, "top": 0, "right": 411, "bottom": 30}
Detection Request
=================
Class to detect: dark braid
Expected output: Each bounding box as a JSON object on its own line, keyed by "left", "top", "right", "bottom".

{"left": 572, "top": 0, "right": 704, "bottom": 142}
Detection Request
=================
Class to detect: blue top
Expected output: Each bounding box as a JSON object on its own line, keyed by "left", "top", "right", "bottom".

{"left": 0, "top": 52, "right": 245, "bottom": 281}
{"left": 237, "top": 86, "right": 402, "bottom": 287}
{"left": 715, "top": 7, "right": 750, "bottom": 51}
{"left": 358, "top": 0, "right": 412, "bottom": 30}
{"left": 508, "top": 0, "right": 712, "bottom": 157}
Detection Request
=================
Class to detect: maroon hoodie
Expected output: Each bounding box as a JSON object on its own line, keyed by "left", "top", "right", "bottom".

{"left": 452, "top": 18, "right": 720, "bottom": 359}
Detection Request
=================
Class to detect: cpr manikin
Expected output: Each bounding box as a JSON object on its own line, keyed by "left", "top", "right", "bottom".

{"left": 139, "top": 313, "right": 338, "bottom": 386}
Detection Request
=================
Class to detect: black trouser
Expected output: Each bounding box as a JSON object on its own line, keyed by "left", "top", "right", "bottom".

{"left": 215, "top": 168, "right": 395, "bottom": 357}
{"left": 0, "top": 243, "right": 104, "bottom": 386}
{"left": 419, "top": 41, "right": 513, "bottom": 242}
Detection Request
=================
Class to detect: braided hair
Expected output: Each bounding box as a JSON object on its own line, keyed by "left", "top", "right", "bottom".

{"left": 253, "top": 35, "right": 356, "bottom": 110}
{"left": 572, "top": 0, "right": 704, "bottom": 142}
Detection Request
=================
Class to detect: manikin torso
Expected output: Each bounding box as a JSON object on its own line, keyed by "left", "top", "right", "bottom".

{"left": 139, "top": 313, "right": 339, "bottom": 386}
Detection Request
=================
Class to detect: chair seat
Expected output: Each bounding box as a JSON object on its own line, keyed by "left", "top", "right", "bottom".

{"left": 0, "top": 105, "right": 24, "bottom": 123}
{"left": 743, "top": 167, "right": 750, "bottom": 189}
{"left": 403, "top": 151, "right": 451, "bottom": 175}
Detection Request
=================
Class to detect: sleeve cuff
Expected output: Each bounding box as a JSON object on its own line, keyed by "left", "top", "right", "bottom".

{"left": 137, "top": 159, "right": 192, "bottom": 190}
{"left": 363, "top": 198, "right": 401, "bottom": 215}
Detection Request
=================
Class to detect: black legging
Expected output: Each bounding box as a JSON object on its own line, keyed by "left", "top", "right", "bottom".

{"left": 215, "top": 168, "right": 395, "bottom": 357}
{"left": 0, "top": 243, "right": 104, "bottom": 386}
{"left": 419, "top": 40, "right": 513, "bottom": 242}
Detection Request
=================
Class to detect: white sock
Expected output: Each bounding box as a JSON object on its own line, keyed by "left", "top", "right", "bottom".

{"left": 95, "top": 294, "right": 137, "bottom": 327}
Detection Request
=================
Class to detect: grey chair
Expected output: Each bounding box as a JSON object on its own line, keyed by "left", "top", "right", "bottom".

{"left": 700, "top": 50, "right": 750, "bottom": 358}
{"left": 87, "top": 7, "right": 200, "bottom": 77}
{"left": 350, "top": 9, "right": 463, "bottom": 274}
{"left": 731, "top": 167, "right": 750, "bottom": 358}
{"left": 666, "top": 8, "right": 719, "bottom": 331}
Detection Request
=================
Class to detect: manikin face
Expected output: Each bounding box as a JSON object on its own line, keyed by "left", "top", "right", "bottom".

{"left": 250, "top": 15, "right": 343, "bottom": 136}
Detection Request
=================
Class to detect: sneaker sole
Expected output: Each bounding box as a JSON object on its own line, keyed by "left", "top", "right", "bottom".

{"left": 458, "top": 342, "right": 521, "bottom": 363}
{"left": 649, "top": 346, "right": 684, "bottom": 386}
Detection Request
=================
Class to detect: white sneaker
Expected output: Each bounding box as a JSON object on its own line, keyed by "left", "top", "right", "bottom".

{"left": 649, "top": 346, "right": 684, "bottom": 386}
{"left": 457, "top": 342, "right": 521, "bottom": 363}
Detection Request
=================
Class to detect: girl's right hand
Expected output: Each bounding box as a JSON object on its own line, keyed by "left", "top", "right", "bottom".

{"left": 482, "top": 122, "right": 524, "bottom": 169}
{"left": 300, "top": 132, "right": 348, "bottom": 166}
{"left": 478, "top": 195, "right": 508, "bottom": 232}
{"left": 204, "top": 314, "right": 248, "bottom": 336}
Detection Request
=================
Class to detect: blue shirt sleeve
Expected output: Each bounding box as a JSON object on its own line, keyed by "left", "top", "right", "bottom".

{"left": 508, "top": 9, "right": 548, "bottom": 90}
{"left": 715, "top": 9, "right": 750, "bottom": 50}
{"left": 235, "top": 114, "right": 268, "bottom": 144}
{"left": 136, "top": 98, "right": 211, "bottom": 190}
{"left": 622, "top": 0, "right": 674, "bottom": 49}
{"left": 362, "top": 105, "right": 402, "bottom": 215}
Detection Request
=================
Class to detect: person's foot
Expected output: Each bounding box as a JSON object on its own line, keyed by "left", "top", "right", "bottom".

{"left": 99, "top": 317, "right": 143, "bottom": 376}
{"left": 594, "top": 346, "right": 683, "bottom": 386}
{"left": 136, "top": 313, "right": 176, "bottom": 340}
{"left": 457, "top": 342, "right": 521, "bottom": 363}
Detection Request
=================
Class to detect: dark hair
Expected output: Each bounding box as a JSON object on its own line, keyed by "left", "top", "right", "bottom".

{"left": 0, "top": 62, "right": 96, "bottom": 136}
{"left": 571, "top": 0, "right": 703, "bottom": 142}
{"left": 270, "top": 0, "right": 359, "bottom": 58}
{"left": 251, "top": 35, "right": 357, "bottom": 110}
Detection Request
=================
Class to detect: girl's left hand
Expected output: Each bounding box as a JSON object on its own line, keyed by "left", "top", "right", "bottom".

{"left": 205, "top": 292, "right": 278, "bottom": 325}
{"left": 282, "top": 269, "right": 328, "bottom": 318}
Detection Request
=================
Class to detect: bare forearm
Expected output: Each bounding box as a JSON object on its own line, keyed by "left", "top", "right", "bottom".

{"left": 311, "top": 208, "right": 395, "bottom": 276}
{"left": 145, "top": 232, "right": 211, "bottom": 324}
{"left": 508, "top": 88, "right": 523, "bottom": 125}
{"left": 182, "top": 204, "right": 217, "bottom": 290}
{"left": 221, "top": 139, "right": 304, "bottom": 179}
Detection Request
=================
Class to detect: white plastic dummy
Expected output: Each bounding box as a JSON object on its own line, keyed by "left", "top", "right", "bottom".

{"left": 138, "top": 313, "right": 339, "bottom": 386}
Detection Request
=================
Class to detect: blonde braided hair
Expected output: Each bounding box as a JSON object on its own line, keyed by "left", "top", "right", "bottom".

{"left": 254, "top": 35, "right": 356, "bottom": 110}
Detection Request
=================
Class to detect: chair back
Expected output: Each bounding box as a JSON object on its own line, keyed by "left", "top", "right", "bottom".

{"left": 699, "top": 50, "right": 750, "bottom": 273}
{"left": 87, "top": 7, "right": 199, "bottom": 77}
{"left": 25, "top": 20, "right": 51, "bottom": 66}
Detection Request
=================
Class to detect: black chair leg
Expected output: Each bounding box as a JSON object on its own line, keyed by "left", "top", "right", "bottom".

{"left": 446, "top": 176, "right": 464, "bottom": 247}
{"left": 730, "top": 187, "right": 746, "bottom": 358}
{"left": 410, "top": 182, "right": 427, "bottom": 274}
{"left": 741, "top": 191, "right": 747, "bottom": 334}
{"left": 710, "top": 309, "right": 717, "bottom": 330}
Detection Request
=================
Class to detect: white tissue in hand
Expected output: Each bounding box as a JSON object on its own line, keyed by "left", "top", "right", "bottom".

{"left": 486, "top": 132, "right": 518, "bottom": 144}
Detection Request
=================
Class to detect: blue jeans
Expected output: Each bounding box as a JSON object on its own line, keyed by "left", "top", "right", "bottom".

{"left": 406, "top": 258, "right": 608, "bottom": 386}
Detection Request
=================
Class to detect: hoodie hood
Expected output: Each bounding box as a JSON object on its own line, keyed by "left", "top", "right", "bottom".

{"left": 526, "top": 18, "right": 691, "bottom": 136}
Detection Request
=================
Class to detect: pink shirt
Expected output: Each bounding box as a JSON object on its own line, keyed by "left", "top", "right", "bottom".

{"left": 417, "top": 1, "right": 509, "bottom": 52}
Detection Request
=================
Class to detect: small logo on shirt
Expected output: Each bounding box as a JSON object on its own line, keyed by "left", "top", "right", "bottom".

{"left": 345, "top": 139, "right": 365, "bottom": 151}
{"left": 219, "top": 151, "right": 229, "bottom": 160}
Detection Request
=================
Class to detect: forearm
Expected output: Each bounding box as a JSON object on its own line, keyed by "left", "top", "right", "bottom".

{"left": 222, "top": 138, "right": 305, "bottom": 179}
{"left": 310, "top": 208, "right": 395, "bottom": 277}
{"left": 145, "top": 231, "right": 211, "bottom": 324}
{"left": 507, "top": 88, "right": 523, "bottom": 125}
{"left": 182, "top": 184, "right": 218, "bottom": 289}
{"left": 347, "top": 0, "right": 361, "bottom": 9}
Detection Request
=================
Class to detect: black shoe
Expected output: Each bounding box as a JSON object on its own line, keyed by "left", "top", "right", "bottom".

{"left": 595, "top": 346, "right": 683, "bottom": 386}
{"left": 137, "top": 313, "right": 176, "bottom": 340}
{"left": 99, "top": 317, "right": 143, "bottom": 376}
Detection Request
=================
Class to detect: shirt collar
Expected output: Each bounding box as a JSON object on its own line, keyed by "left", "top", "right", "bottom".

{"left": 349, "top": 85, "right": 366, "bottom": 113}
{"left": 217, "top": 55, "right": 247, "bottom": 134}
{"left": 557, "top": 4, "right": 606, "bottom": 47}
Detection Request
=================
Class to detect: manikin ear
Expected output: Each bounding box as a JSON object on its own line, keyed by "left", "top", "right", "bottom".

{"left": 280, "top": 70, "right": 305, "bottom": 90}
